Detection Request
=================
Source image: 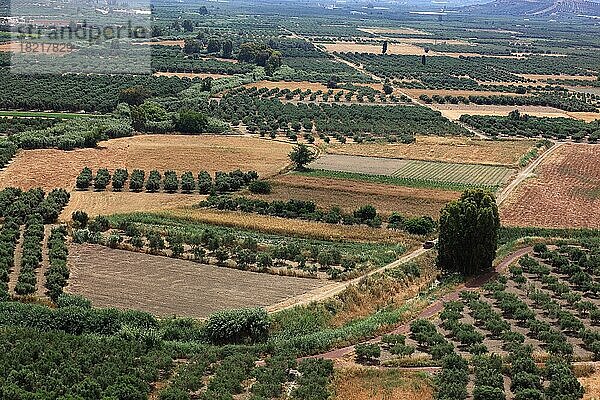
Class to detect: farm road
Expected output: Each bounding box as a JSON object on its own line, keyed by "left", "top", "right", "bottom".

{"left": 267, "top": 246, "right": 430, "bottom": 313}
{"left": 309, "top": 246, "right": 532, "bottom": 361}
{"left": 496, "top": 142, "right": 564, "bottom": 206}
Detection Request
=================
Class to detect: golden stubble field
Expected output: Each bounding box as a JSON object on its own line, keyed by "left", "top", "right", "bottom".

{"left": 501, "top": 144, "right": 600, "bottom": 229}
{"left": 326, "top": 135, "right": 536, "bottom": 167}
{"left": 0, "top": 135, "right": 292, "bottom": 191}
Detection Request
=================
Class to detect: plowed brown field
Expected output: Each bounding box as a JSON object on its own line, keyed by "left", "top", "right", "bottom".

{"left": 0, "top": 135, "right": 292, "bottom": 191}
{"left": 501, "top": 144, "right": 600, "bottom": 228}
{"left": 66, "top": 244, "right": 329, "bottom": 318}
{"left": 253, "top": 174, "right": 459, "bottom": 218}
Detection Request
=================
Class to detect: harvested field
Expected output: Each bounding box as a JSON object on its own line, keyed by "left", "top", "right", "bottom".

{"left": 566, "top": 112, "right": 600, "bottom": 123}
{"left": 326, "top": 135, "right": 536, "bottom": 167}
{"left": 357, "top": 27, "right": 433, "bottom": 36}
{"left": 0, "top": 135, "right": 292, "bottom": 191}
{"left": 164, "top": 208, "right": 419, "bottom": 245}
{"left": 253, "top": 174, "right": 460, "bottom": 218}
{"left": 320, "top": 42, "right": 426, "bottom": 56}
{"left": 60, "top": 191, "right": 204, "bottom": 220}
{"left": 432, "top": 104, "right": 573, "bottom": 120}
{"left": 333, "top": 368, "right": 434, "bottom": 400}
{"left": 66, "top": 244, "right": 329, "bottom": 318}
{"left": 309, "top": 154, "right": 514, "bottom": 187}
{"left": 501, "top": 144, "right": 600, "bottom": 228}
{"left": 154, "top": 71, "right": 230, "bottom": 79}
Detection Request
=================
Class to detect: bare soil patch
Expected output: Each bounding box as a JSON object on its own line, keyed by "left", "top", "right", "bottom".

{"left": 253, "top": 174, "right": 459, "bottom": 218}
{"left": 66, "top": 243, "right": 329, "bottom": 318}
{"left": 580, "top": 366, "right": 600, "bottom": 400}
{"left": 501, "top": 144, "right": 600, "bottom": 229}
{"left": 0, "top": 135, "right": 292, "bottom": 191}
{"left": 326, "top": 135, "right": 536, "bottom": 167}
{"left": 432, "top": 104, "right": 572, "bottom": 120}
{"left": 566, "top": 112, "right": 600, "bottom": 123}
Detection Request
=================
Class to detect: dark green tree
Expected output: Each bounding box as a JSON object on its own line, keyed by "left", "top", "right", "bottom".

{"left": 288, "top": 144, "right": 316, "bottom": 171}
{"left": 438, "top": 190, "right": 500, "bottom": 275}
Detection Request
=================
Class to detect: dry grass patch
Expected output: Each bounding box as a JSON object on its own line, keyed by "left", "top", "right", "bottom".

{"left": 501, "top": 144, "right": 600, "bottom": 229}
{"left": 66, "top": 244, "right": 328, "bottom": 318}
{"left": 579, "top": 365, "right": 600, "bottom": 400}
{"left": 60, "top": 191, "right": 204, "bottom": 220}
{"left": 326, "top": 135, "right": 536, "bottom": 167}
{"left": 333, "top": 368, "right": 434, "bottom": 400}
{"left": 566, "top": 112, "right": 600, "bottom": 123}
{"left": 0, "top": 135, "right": 292, "bottom": 191}
{"left": 252, "top": 174, "right": 459, "bottom": 218}
{"left": 164, "top": 208, "right": 420, "bottom": 245}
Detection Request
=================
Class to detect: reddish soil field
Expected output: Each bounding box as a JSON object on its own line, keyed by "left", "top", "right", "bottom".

{"left": 501, "top": 144, "right": 600, "bottom": 229}
{"left": 66, "top": 244, "right": 328, "bottom": 318}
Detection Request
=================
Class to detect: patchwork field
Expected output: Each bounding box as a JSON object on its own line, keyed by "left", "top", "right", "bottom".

{"left": 254, "top": 174, "right": 460, "bottom": 218}
{"left": 357, "top": 27, "right": 433, "bottom": 36}
{"left": 325, "top": 136, "right": 537, "bottom": 167}
{"left": 309, "top": 154, "right": 514, "bottom": 189}
{"left": 67, "top": 244, "right": 329, "bottom": 318}
{"left": 0, "top": 135, "right": 292, "bottom": 191}
{"left": 501, "top": 144, "right": 600, "bottom": 228}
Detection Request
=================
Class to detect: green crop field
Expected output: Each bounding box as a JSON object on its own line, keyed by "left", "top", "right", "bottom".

{"left": 391, "top": 160, "right": 514, "bottom": 188}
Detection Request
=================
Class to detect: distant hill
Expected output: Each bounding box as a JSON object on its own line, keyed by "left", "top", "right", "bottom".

{"left": 460, "top": 0, "right": 600, "bottom": 17}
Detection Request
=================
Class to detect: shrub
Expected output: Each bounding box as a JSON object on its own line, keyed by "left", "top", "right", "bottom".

{"left": 248, "top": 180, "right": 272, "bottom": 194}
{"left": 354, "top": 343, "right": 381, "bottom": 364}
{"left": 204, "top": 307, "right": 269, "bottom": 345}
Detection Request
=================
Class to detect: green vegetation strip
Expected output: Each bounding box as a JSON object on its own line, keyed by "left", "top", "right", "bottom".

{"left": 297, "top": 169, "right": 501, "bottom": 192}
{"left": 0, "top": 111, "right": 108, "bottom": 119}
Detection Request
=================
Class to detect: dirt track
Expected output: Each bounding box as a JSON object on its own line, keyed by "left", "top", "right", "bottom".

{"left": 311, "top": 246, "right": 533, "bottom": 360}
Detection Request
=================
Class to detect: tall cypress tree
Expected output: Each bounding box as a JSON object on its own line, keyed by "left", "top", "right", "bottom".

{"left": 438, "top": 190, "right": 500, "bottom": 275}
